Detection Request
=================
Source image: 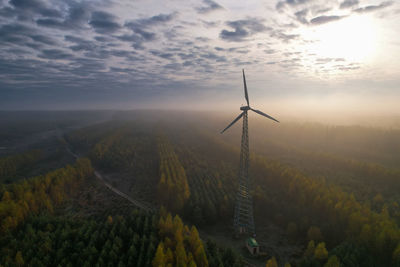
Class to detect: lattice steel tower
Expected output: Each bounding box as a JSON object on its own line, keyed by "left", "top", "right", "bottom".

{"left": 221, "top": 70, "right": 279, "bottom": 236}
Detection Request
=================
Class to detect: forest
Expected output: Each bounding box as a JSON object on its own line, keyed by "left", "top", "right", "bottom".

{"left": 1, "top": 111, "right": 400, "bottom": 266}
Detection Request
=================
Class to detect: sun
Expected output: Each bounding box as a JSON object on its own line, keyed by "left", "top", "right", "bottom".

{"left": 301, "top": 14, "right": 380, "bottom": 63}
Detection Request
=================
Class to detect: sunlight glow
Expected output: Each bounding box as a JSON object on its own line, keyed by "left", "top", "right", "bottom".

{"left": 301, "top": 15, "right": 379, "bottom": 62}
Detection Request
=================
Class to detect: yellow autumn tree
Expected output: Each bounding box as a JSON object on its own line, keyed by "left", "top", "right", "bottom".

{"left": 175, "top": 241, "right": 187, "bottom": 267}
{"left": 314, "top": 242, "right": 328, "bottom": 260}
{"left": 153, "top": 242, "right": 166, "bottom": 267}
{"left": 266, "top": 256, "right": 278, "bottom": 267}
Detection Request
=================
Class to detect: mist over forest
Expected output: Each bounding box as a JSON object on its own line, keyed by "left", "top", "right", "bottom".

{"left": 0, "top": 110, "right": 400, "bottom": 266}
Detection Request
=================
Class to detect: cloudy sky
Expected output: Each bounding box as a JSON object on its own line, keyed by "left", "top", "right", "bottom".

{"left": 0, "top": 0, "right": 399, "bottom": 114}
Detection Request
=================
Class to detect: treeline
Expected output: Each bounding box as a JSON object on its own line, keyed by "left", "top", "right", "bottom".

{"left": 251, "top": 121, "right": 400, "bottom": 168}
{"left": 66, "top": 122, "right": 121, "bottom": 152}
{"left": 0, "top": 150, "right": 42, "bottom": 183}
{"left": 254, "top": 137, "right": 400, "bottom": 206}
{"left": 0, "top": 211, "right": 158, "bottom": 266}
{"left": 0, "top": 158, "right": 93, "bottom": 233}
{"left": 251, "top": 154, "right": 400, "bottom": 266}
{"left": 157, "top": 136, "right": 190, "bottom": 212}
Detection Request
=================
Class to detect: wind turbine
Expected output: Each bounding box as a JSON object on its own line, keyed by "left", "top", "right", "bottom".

{"left": 221, "top": 69, "right": 279, "bottom": 236}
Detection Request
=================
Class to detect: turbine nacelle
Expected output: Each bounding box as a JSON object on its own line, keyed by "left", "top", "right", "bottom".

{"left": 240, "top": 106, "right": 251, "bottom": 111}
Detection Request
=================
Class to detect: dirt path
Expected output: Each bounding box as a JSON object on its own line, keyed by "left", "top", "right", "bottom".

{"left": 65, "top": 144, "right": 155, "bottom": 212}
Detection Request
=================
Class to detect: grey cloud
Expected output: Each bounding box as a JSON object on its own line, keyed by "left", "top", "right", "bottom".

{"left": 220, "top": 18, "right": 268, "bottom": 42}
{"left": 295, "top": 9, "right": 309, "bottom": 24}
{"left": 35, "top": 2, "right": 91, "bottom": 29}
{"left": 116, "top": 34, "right": 149, "bottom": 49}
{"left": 196, "top": 37, "right": 210, "bottom": 42}
{"left": 94, "top": 36, "right": 115, "bottom": 43}
{"left": 337, "top": 65, "right": 360, "bottom": 71}
{"left": 89, "top": 11, "right": 121, "bottom": 34}
{"left": 67, "top": 4, "right": 91, "bottom": 27}
{"left": 315, "top": 58, "right": 334, "bottom": 64}
{"left": 122, "top": 13, "right": 175, "bottom": 46}
{"left": 0, "top": 6, "right": 15, "bottom": 18}
{"left": 0, "top": 23, "right": 39, "bottom": 46}
{"left": 201, "top": 20, "right": 220, "bottom": 28}
{"left": 38, "top": 7, "right": 62, "bottom": 18}
{"left": 26, "top": 42, "right": 42, "bottom": 50}
{"left": 8, "top": 0, "right": 62, "bottom": 19}
{"left": 220, "top": 27, "right": 249, "bottom": 42}
{"left": 150, "top": 50, "right": 175, "bottom": 60}
{"left": 72, "top": 57, "right": 107, "bottom": 74}
{"left": 310, "top": 15, "right": 344, "bottom": 25}
{"left": 0, "top": 23, "right": 31, "bottom": 39}
{"left": 178, "top": 52, "right": 195, "bottom": 60}
{"left": 270, "top": 30, "right": 299, "bottom": 43}
{"left": 36, "top": 18, "right": 64, "bottom": 28}
{"left": 10, "top": 0, "right": 41, "bottom": 10}
{"left": 264, "top": 49, "right": 277, "bottom": 54}
{"left": 340, "top": 0, "right": 359, "bottom": 9}
{"left": 276, "top": 0, "right": 312, "bottom": 10}
{"left": 38, "top": 49, "right": 74, "bottom": 60}
{"left": 196, "top": 0, "right": 223, "bottom": 14}
{"left": 109, "top": 50, "right": 132, "bottom": 58}
{"left": 213, "top": 46, "right": 247, "bottom": 53}
{"left": 353, "top": 1, "right": 393, "bottom": 13}
{"left": 30, "top": 35, "right": 57, "bottom": 45}
{"left": 125, "top": 13, "right": 176, "bottom": 30}
{"left": 235, "top": 49, "right": 249, "bottom": 54}
{"left": 200, "top": 52, "right": 227, "bottom": 62}
{"left": 164, "top": 63, "right": 182, "bottom": 71}
{"left": 83, "top": 49, "right": 112, "bottom": 59}
{"left": 316, "top": 7, "right": 332, "bottom": 14}
{"left": 65, "top": 35, "right": 96, "bottom": 51}
{"left": 134, "top": 29, "right": 156, "bottom": 41}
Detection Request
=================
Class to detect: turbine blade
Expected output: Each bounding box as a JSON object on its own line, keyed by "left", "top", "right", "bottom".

{"left": 250, "top": 108, "right": 279, "bottom": 123}
{"left": 221, "top": 112, "right": 244, "bottom": 134}
{"left": 243, "top": 69, "right": 249, "bottom": 106}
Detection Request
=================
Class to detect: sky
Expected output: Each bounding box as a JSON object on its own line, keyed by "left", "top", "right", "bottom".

{"left": 0, "top": 0, "right": 399, "bottom": 115}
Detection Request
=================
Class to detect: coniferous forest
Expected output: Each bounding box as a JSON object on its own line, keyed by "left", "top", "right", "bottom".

{"left": 1, "top": 111, "right": 400, "bottom": 266}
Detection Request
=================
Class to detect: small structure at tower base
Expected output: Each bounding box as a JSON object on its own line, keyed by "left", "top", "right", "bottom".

{"left": 246, "top": 237, "right": 260, "bottom": 255}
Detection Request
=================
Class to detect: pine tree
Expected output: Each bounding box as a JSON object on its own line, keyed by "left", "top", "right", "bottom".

{"left": 194, "top": 246, "right": 208, "bottom": 267}
{"left": 15, "top": 251, "right": 24, "bottom": 267}
{"left": 153, "top": 243, "right": 167, "bottom": 267}
{"left": 165, "top": 248, "right": 174, "bottom": 265}
{"left": 175, "top": 241, "right": 187, "bottom": 267}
